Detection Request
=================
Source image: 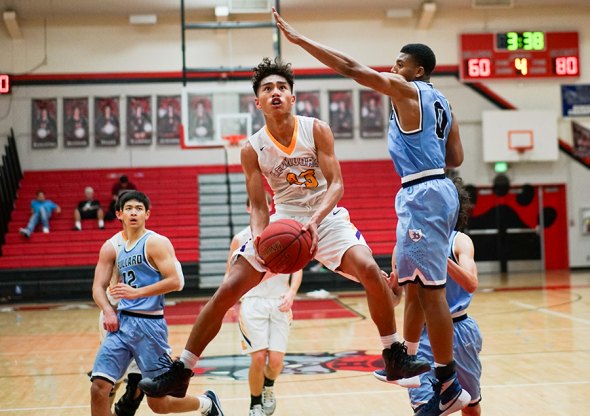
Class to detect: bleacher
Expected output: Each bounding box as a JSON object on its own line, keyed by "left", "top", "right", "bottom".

{"left": 0, "top": 160, "right": 400, "bottom": 301}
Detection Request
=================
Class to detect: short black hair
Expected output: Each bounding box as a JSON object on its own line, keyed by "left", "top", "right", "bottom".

{"left": 453, "top": 176, "right": 473, "bottom": 231}
{"left": 120, "top": 175, "right": 129, "bottom": 183}
{"left": 252, "top": 57, "right": 294, "bottom": 96}
{"left": 119, "top": 190, "right": 150, "bottom": 211}
{"left": 400, "top": 43, "right": 436, "bottom": 76}
{"left": 114, "top": 190, "right": 132, "bottom": 211}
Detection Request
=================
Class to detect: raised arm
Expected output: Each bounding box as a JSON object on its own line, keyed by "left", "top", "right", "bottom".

{"left": 273, "top": 8, "right": 414, "bottom": 101}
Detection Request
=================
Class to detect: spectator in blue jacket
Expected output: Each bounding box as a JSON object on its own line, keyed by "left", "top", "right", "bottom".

{"left": 19, "top": 190, "right": 61, "bottom": 237}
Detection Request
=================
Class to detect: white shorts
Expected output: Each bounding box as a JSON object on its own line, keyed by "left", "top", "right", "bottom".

{"left": 238, "top": 297, "right": 292, "bottom": 354}
{"left": 232, "top": 206, "right": 369, "bottom": 281}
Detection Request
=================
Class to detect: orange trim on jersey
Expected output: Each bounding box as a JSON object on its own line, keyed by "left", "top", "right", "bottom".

{"left": 265, "top": 116, "right": 299, "bottom": 155}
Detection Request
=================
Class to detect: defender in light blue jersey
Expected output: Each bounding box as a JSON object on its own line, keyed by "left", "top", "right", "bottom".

{"left": 90, "top": 190, "right": 224, "bottom": 416}
{"left": 407, "top": 177, "right": 482, "bottom": 415}
{"left": 274, "top": 11, "right": 467, "bottom": 415}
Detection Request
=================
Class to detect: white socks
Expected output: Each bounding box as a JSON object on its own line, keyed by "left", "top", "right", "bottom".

{"left": 381, "top": 333, "right": 402, "bottom": 349}
{"left": 180, "top": 349, "right": 199, "bottom": 369}
{"left": 404, "top": 340, "right": 419, "bottom": 356}
{"left": 75, "top": 221, "right": 82, "bottom": 230}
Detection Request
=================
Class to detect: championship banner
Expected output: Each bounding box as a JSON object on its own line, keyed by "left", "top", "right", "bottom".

{"left": 572, "top": 121, "right": 590, "bottom": 159}
{"left": 360, "top": 90, "right": 385, "bottom": 138}
{"left": 561, "top": 84, "right": 590, "bottom": 117}
{"left": 156, "top": 95, "right": 181, "bottom": 145}
{"left": 31, "top": 98, "right": 58, "bottom": 149}
{"left": 63, "top": 97, "right": 89, "bottom": 147}
{"left": 329, "top": 90, "right": 353, "bottom": 139}
{"left": 94, "top": 97, "right": 120, "bottom": 147}
{"left": 127, "top": 96, "right": 153, "bottom": 146}
{"left": 296, "top": 90, "right": 321, "bottom": 119}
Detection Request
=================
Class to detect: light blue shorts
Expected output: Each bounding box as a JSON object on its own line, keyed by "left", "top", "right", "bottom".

{"left": 408, "top": 315, "right": 483, "bottom": 407}
{"left": 91, "top": 311, "right": 172, "bottom": 384}
{"left": 395, "top": 178, "right": 458, "bottom": 287}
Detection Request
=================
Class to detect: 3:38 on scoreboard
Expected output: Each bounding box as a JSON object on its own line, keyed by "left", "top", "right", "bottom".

{"left": 459, "top": 31, "right": 579, "bottom": 81}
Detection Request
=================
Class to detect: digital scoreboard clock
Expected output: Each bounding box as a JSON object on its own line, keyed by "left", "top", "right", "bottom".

{"left": 460, "top": 31, "right": 579, "bottom": 81}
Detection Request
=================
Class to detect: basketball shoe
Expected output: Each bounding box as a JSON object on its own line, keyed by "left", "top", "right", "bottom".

{"left": 137, "top": 355, "right": 193, "bottom": 398}
{"left": 382, "top": 342, "right": 431, "bottom": 380}
{"left": 414, "top": 374, "right": 471, "bottom": 416}
{"left": 372, "top": 368, "right": 421, "bottom": 388}
{"left": 203, "top": 390, "right": 224, "bottom": 416}
{"left": 262, "top": 385, "right": 276, "bottom": 415}
{"left": 114, "top": 373, "right": 144, "bottom": 416}
{"left": 249, "top": 404, "right": 264, "bottom": 416}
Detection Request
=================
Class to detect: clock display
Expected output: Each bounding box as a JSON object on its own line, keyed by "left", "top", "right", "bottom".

{"left": 496, "top": 31, "right": 545, "bottom": 51}
{"left": 460, "top": 32, "right": 579, "bottom": 81}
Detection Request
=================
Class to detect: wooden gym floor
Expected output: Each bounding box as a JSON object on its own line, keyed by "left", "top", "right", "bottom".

{"left": 0, "top": 269, "right": 589, "bottom": 415}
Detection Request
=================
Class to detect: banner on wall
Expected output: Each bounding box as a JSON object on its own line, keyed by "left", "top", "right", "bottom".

{"left": 31, "top": 98, "right": 58, "bottom": 149}
{"left": 239, "top": 93, "right": 264, "bottom": 133}
{"left": 187, "top": 94, "right": 214, "bottom": 143}
{"left": 296, "top": 91, "right": 321, "bottom": 119}
{"left": 127, "top": 96, "right": 153, "bottom": 146}
{"left": 572, "top": 121, "right": 590, "bottom": 158}
{"left": 360, "top": 90, "right": 385, "bottom": 138}
{"left": 63, "top": 97, "right": 89, "bottom": 147}
{"left": 94, "top": 97, "right": 120, "bottom": 147}
{"left": 156, "top": 95, "right": 181, "bottom": 145}
{"left": 329, "top": 90, "right": 353, "bottom": 139}
{"left": 561, "top": 84, "right": 590, "bottom": 117}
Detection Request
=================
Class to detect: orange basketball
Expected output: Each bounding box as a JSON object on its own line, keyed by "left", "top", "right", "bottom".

{"left": 257, "top": 219, "right": 316, "bottom": 274}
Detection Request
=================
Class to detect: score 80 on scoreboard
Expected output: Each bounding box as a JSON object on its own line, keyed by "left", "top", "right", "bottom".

{"left": 459, "top": 32, "right": 579, "bottom": 81}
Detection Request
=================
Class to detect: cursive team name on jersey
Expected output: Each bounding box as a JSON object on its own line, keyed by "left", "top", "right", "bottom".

{"left": 118, "top": 254, "right": 143, "bottom": 269}
{"left": 272, "top": 156, "right": 319, "bottom": 177}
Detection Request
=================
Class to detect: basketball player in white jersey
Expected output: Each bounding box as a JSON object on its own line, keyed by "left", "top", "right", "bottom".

{"left": 139, "top": 57, "right": 429, "bottom": 398}
{"left": 226, "top": 193, "right": 303, "bottom": 416}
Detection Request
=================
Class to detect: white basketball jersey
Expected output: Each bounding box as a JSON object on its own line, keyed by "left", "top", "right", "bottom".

{"left": 234, "top": 226, "right": 290, "bottom": 299}
{"left": 249, "top": 116, "right": 327, "bottom": 211}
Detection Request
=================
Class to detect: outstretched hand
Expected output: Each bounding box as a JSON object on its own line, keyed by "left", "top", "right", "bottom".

{"left": 301, "top": 220, "right": 319, "bottom": 256}
{"left": 272, "top": 7, "right": 302, "bottom": 44}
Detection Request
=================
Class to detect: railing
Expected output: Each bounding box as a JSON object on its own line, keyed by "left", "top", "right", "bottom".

{"left": 0, "top": 128, "right": 23, "bottom": 254}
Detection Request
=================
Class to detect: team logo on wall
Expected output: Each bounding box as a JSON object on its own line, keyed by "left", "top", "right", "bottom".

{"left": 194, "top": 350, "right": 383, "bottom": 380}
{"left": 408, "top": 229, "right": 423, "bottom": 242}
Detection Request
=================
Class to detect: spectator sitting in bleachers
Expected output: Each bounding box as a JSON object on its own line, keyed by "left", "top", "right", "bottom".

{"left": 74, "top": 186, "right": 105, "bottom": 231}
{"left": 19, "top": 190, "right": 61, "bottom": 238}
{"left": 105, "top": 175, "right": 136, "bottom": 220}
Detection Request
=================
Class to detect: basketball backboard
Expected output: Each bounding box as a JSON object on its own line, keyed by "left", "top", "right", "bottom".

{"left": 181, "top": 88, "right": 258, "bottom": 149}
{"left": 482, "top": 110, "right": 558, "bottom": 162}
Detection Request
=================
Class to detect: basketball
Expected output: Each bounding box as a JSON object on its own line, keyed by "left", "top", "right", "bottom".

{"left": 257, "top": 219, "right": 316, "bottom": 274}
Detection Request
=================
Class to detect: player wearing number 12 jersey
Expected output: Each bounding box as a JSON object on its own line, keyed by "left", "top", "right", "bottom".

{"left": 139, "top": 57, "right": 430, "bottom": 399}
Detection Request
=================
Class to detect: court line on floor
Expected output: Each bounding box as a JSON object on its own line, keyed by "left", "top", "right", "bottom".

{"left": 510, "top": 300, "right": 590, "bottom": 325}
{"left": 2, "top": 380, "right": 589, "bottom": 412}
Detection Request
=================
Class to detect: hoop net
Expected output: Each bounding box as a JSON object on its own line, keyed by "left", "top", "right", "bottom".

{"left": 223, "top": 134, "right": 247, "bottom": 147}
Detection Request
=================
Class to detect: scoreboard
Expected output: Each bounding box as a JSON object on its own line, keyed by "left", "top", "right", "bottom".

{"left": 460, "top": 31, "right": 579, "bottom": 81}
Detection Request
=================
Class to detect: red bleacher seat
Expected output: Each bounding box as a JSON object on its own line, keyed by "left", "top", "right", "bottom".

{"left": 0, "top": 161, "right": 399, "bottom": 270}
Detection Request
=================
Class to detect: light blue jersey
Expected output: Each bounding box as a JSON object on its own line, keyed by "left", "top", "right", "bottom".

{"left": 408, "top": 231, "right": 482, "bottom": 408}
{"left": 389, "top": 80, "right": 459, "bottom": 286}
{"left": 446, "top": 231, "right": 473, "bottom": 315}
{"left": 387, "top": 81, "right": 451, "bottom": 180}
{"left": 92, "top": 229, "right": 173, "bottom": 384}
{"left": 117, "top": 230, "right": 164, "bottom": 312}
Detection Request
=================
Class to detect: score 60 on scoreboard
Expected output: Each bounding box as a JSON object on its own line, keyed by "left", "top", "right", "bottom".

{"left": 459, "top": 31, "right": 579, "bottom": 81}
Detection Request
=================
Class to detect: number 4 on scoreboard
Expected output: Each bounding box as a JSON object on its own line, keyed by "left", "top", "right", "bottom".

{"left": 514, "top": 58, "right": 528, "bottom": 76}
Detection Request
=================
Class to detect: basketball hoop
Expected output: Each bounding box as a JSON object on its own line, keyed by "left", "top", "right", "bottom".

{"left": 508, "top": 130, "right": 534, "bottom": 156}
{"left": 223, "top": 134, "right": 247, "bottom": 147}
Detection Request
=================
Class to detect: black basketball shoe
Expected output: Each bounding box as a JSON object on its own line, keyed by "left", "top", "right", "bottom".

{"left": 114, "top": 373, "right": 144, "bottom": 416}
{"left": 138, "top": 355, "right": 193, "bottom": 398}
{"left": 382, "top": 342, "right": 431, "bottom": 380}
